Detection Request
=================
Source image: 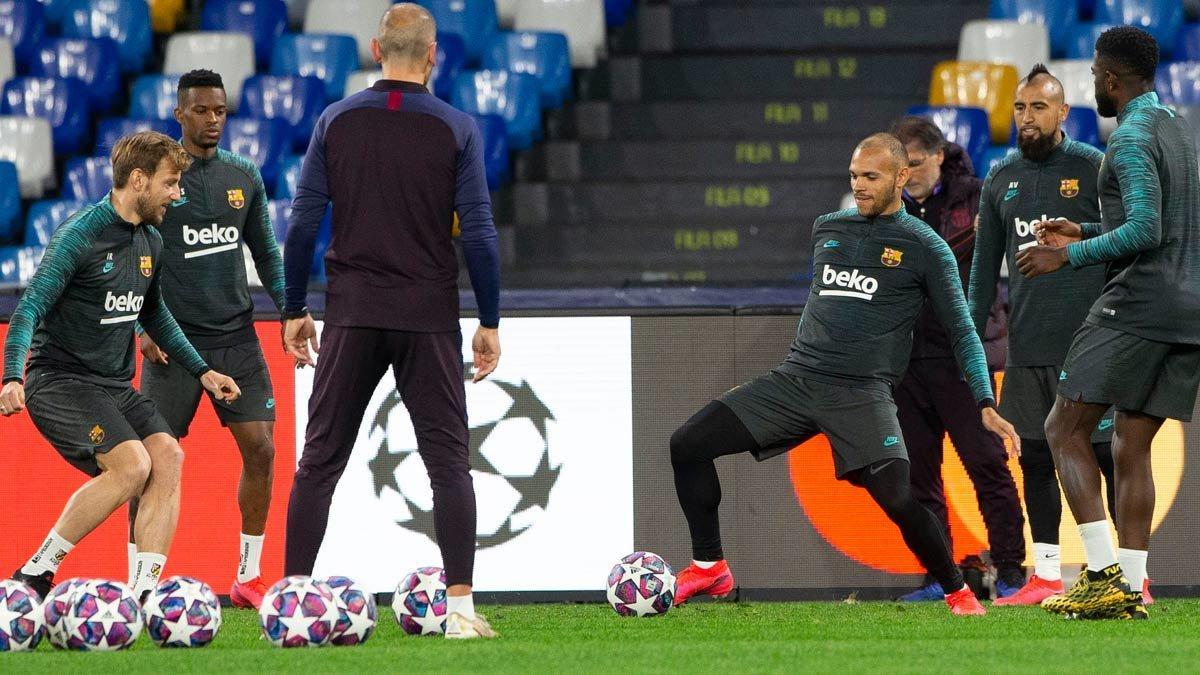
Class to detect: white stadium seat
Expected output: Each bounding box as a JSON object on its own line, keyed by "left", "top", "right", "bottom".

{"left": 0, "top": 116, "right": 55, "bottom": 198}
{"left": 164, "top": 32, "right": 256, "bottom": 113}
{"left": 343, "top": 69, "right": 382, "bottom": 99}
{"left": 304, "top": 0, "right": 391, "bottom": 68}
{"left": 515, "top": 0, "right": 605, "bottom": 68}
{"left": 496, "top": 0, "right": 520, "bottom": 27}
{"left": 958, "top": 20, "right": 1049, "bottom": 85}
{"left": 0, "top": 38, "right": 13, "bottom": 94}
{"left": 1048, "top": 59, "right": 1116, "bottom": 142}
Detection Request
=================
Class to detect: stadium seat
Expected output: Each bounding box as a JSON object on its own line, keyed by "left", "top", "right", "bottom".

{"left": 1064, "top": 23, "right": 1117, "bottom": 59}
{"left": 276, "top": 153, "right": 302, "bottom": 199}
{"left": 0, "top": 38, "right": 13, "bottom": 93}
{"left": 0, "top": 115, "right": 53, "bottom": 197}
{"left": 128, "top": 74, "right": 180, "bottom": 121}
{"left": 958, "top": 20, "right": 1049, "bottom": 80}
{"left": 1095, "top": 0, "right": 1184, "bottom": 54}
{"left": 0, "top": 0, "right": 45, "bottom": 67}
{"left": 1048, "top": 58, "right": 1117, "bottom": 141}
{"left": 61, "top": 0, "right": 152, "bottom": 74}
{"left": 989, "top": 0, "right": 1078, "bottom": 57}
{"left": 416, "top": 0, "right": 498, "bottom": 66}
{"left": 342, "top": 69, "right": 381, "bottom": 99}
{"left": 268, "top": 198, "right": 290, "bottom": 242}
{"left": 452, "top": 69, "right": 541, "bottom": 150}
{"left": 514, "top": 0, "right": 606, "bottom": 68}
{"left": 1176, "top": 23, "right": 1200, "bottom": 61}
{"left": 0, "top": 159, "right": 18, "bottom": 243}
{"left": 201, "top": 0, "right": 288, "bottom": 68}
{"left": 240, "top": 75, "right": 325, "bottom": 152}
{"left": 164, "top": 32, "right": 256, "bottom": 113}
{"left": 979, "top": 145, "right": 1016, "bottom": 175}
{"left": 471, "top": 113, "right": 510, "bottom": 189}
{"left": 40, "top": 0, "right": 68, "bottom": 27}
{"left": 1158, "top": 61, "right": 1200, "bottom": 105}
{"left": 270, "top": 33, "right": 358, "bottom": 103}
{"left": 303, "top": 0, "right": 388, "bottom": 68}
{"left": 0, "top": 244, "right": 42, "bottom": 285}
{"left": 148, "top": 0, "right": 184, "bottom": 33}
{"left": 483, "top": 31, "right": 571, "bottom": 108}
{"left": 94, "top": 117, "right": 181, "bottom": 156}
{"left": 906, "top": 105, "right": 991, "bottom": 175}
{"left": 219, "top": 117, "right": 289, "bottom": 188}
{"left": 30, "top": 37, "right": 121, "bottom": 113}
{"left": 25, "top": 198, "right": 86, "bottom": 245}
{"left": 605, "top": 0, "right": 634, "bottom": 27}
{"left": 62, "top": 155, "right": 112, "bottom": 201}
{"left": 929, "top": 61, "right": 1020, "bottom": 144}
{"left": 430, "top": 32, "right": 466, "bottom": 101}
{"left": 1, "top": 76, "right": 90, "bottom": 154}
{"left": 497, "top": 0, "right": 518, "bottom": 27}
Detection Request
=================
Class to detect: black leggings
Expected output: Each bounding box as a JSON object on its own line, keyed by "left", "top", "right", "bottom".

{"left": 670, "top": 401, "right": 965, "bottom": 593}
{"left": 1019, "top": 439, "right": 1116, "bottom": 544}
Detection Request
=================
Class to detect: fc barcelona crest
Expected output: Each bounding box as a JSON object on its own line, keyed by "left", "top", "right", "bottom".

{"left": 1060, "top": 178, "right": 1080, "bottom": 198}
{"left": 227, "top": 188, "right": 245, "bottom": 209}
{"left": 139, "top": 255, "right": 152, "bottom": 277}
{"left": 881, "top": 247, "right": 904, "bottom": 268}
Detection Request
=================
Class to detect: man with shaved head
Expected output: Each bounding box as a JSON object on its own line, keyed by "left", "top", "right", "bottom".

{"left": 667, "top": 134, "right": 1019, "bottom": 617}
{"left": 968, "top": 63, "right": 1115, "bottom": 606}
{"left": 282, "top": 2, "right": 501, "bottom": 638}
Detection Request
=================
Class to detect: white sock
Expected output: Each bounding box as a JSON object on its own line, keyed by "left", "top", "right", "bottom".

{"left": 1078, "top": 521, "right": 1117, "bottom": 572}
{"left": 237, "top": 533, "right": 265, "bottom": 584}
{"left": 1033, "top": 542, "right": 1061, "bottom": 581}
{"left": 692, "top": 560, "right": 719, "bottom": 570}
{"left": 447, "top": 593, "right": 475, "bottom": 621}
{"left": 21, "top": 530, "right": 74, "bottom": 576}
{"left": 127, "top": 542, "right": 138, "bottom": 586}
{"left": 1118, "top": 548, "right": 1148, "bottom": 590}
{"left": 133, "top": 553, "right": 167, "bottom": 598}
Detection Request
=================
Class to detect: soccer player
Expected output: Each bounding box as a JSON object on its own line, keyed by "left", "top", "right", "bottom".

{"left": 2, "top": 132, "right": 240, "bottom": 600}
{"left": 281, "top": 4, "right": 501, "bottom": 639}
{"left": 131, "top": 69, "right": 286, "bottom": 609}
{"left": 669, "top": 133, "right": 1020, "bottom": 617}
{"left": 1018, "top": 27, "right": 1200, "bottom": 620}
{"left": 969, "top": 64, "right": 1119, "bottom": 606}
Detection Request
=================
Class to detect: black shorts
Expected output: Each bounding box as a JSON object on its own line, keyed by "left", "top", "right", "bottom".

{"left": 1001, "top": 365, "right": 1114, "bottom": 442}
{"left": 719, "top": 369, "right": 907, "bottom": 479}
{"left": 140, "top": 340, "right": 275, "bottom": 438}
{"left": 24, "top": 370, "right": 174, "bottom": 477}
{"left": 1059, "top": 324, "right": 1200, "bottom": 422}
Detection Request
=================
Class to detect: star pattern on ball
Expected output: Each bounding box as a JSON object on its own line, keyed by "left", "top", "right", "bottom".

{"left": 91, "top": 595, "right": 128, "bottom": 643}
{"left": 161, "top": 610, "right": 203, "bottom": 645}
{"left": 342, "top": 604, "right": 376, "bottom": 639}
{"left": 0, "top": 599, "right": 25, "bottom": 636}
{"left": 277, "top": 610, "right": 320, "bottom": 640}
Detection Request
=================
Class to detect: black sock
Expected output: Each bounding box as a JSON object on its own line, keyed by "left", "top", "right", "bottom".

{"left": 1019, "top": 438, "right": 1061, "bottom": 544}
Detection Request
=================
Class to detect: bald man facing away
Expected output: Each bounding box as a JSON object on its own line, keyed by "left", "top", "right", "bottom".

{"left": 282, "top": 3, "right": 501, "bottom": 639}
{"left": 666, "top": 133, "right": 1019, "bottom": 617}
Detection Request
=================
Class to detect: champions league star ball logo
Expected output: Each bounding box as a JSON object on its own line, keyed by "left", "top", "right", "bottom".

{"left": 367, "top": 364, "right": 560, "bottom": 549}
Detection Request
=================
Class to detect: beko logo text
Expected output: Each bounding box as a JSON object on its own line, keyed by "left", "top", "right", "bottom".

{"left": 819, "top": 265, "right": 878, "bottom": 300}
{"left": 100, "top": 291, "right": 143, "bottom": 324}
{"left": 183, "top": 224, "right": 240, "bottom": 258}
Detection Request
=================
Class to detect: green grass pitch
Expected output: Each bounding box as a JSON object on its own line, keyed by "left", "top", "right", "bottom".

{"left": 6, "top": 600, "right": 1200, "bottom": 673}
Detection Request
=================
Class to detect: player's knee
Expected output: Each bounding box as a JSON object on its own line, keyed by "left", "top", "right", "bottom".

{"left": 111, "top": 450, "right": 152, "bottom": 500}
{"left": 669, "top": 424, "right": 703, "bottom": 465}
{"left": 244, "top": 439, "right": 275, "bottom": 474}
{"left": 1043, "top": 409, "right": 1068, "bottom": 448}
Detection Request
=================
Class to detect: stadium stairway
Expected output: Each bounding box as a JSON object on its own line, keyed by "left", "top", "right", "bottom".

{"left": 499, "top": 0, "right": 989, "bottom": 287}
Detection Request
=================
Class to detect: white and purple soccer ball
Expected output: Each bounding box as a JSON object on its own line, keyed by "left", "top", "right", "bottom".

{"left": 392, "top": 567, "right": 448, "bottom": 636}
{"left": 607, "top": 551, "right": 677, "bottom": 617}
{"left": 61, "top": 579, "right": 143, "bottom": 651}
{"left": 259, "top": 576, "right": 339, "bottom": 648}
{"left": 143, "top": 576, "right": 222, "bottom": 648}
{"left": 43, "top": 577, "right": 87, "bottom": 649}
{"left": 324, "top": 576, "right": 377, "bottom": 646}
{"left": 0, "top": 579, "right": 44, "bottom": 651}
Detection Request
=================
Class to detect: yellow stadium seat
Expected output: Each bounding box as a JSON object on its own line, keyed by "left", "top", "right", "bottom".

{"left": 149, "top": 0, "right": 186, "bottom": 34}
{"left": 929, "top": 61, "right": 1019, "bottom": 145}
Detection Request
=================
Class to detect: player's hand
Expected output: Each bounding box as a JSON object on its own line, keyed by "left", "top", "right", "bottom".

{"left": 283, "top": 315, "right": 319, "bottom": 368}
{"left": 139, "top": 333, "right": 169, "bottom": 365}
{"left": 471, "top": 326, "right": 500, "bottom": 383}
{"left": 1034, "top": 218, "right": 1082, "bottom": 247}
{"left": 1015, "top": 245, "right": 1068, "bottom": 278}
{"left": 0, "top": 381, "right": 25, "bottom": 416}
{"left": 982, "top": 406, "right": 1021, "bottom": 457}
{"left": 200, "top": 370, "right": 241, "bottom": 403}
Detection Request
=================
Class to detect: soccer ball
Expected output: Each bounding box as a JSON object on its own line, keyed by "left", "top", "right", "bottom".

{"left": 61, "top": 579, "right": 143, "bottom": 650}
{"left": 325, "top": 576, "right": 377, "bottom": 646}
{"left": 392, "top": 567, "right": 448, "bottom": 636}
{"left": 259, "top": 576, "right": 339, "bottom": 648}
{"left": 0, "top": 579, "right": 44, "bottom": 651}
{"left": 43, "top": 577, "right": 87, "bottom": 649}
{"left": 606, "top": 551, "right": 677, "bottom": 617}
{"left": 143, "top": 576, "right": 222, "bottom": 648}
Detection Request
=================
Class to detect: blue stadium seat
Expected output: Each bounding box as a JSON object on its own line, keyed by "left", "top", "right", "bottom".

{"left": 0, "top": 0, "right": 45, "bottom": 66}
{"left": 24, "top": 198, "right": 86, "bottom": 245}
{"left": 277, "top": 153, "right": 303, "bottom": 199}
{"left": 270, "top": 33, "right": 358, "bottom": 103}
{"left": 605, "top": 0, "right": 634, "bottom": 27}
{"left": 30, "top": 37, "right": 121, "bottom": 113}
{"left": 906, "top": 104, "right": 991, "bottom": 175}
{"left": 1095, "top": 0, "right": 1184, "bottom": 54}
{"left": 1064, "top": 23, "right": 1116, "bottom": 59}
{"left": 61, "top": 0, "right": 152, "bottom": 74}
{"left": 979, "top": 145, "right": 1016, "bottom": 176}
{"left": 0, "top": 160, "right": 18, "bottom": 243}
{"left": 219, "top": 117, "right": 290, "bottom": 189}
{"left": 470, "top": 113, "right": 509, "bottom": 190}
{"left": 0, "top": 244, "right": 42, "bottom": 285}
{"left": 989, "top": 0, "right": 1078, "bottom": 56}
{"left": 201, "top": 0, "right": 288, "bottom": 67}
{"left": 483, "top": 31, "right": 571, "bottom": 108}
{"left": 240, "top": 75, "right": 325, "bottom": 152}
{"left": 267, "top": 197, "right": 289, "bottom": 243}
{"left": 430, "top": 32, "right": 466, "bottom": 101}
{"left": 40, "top": 0, "right": 68, "bottom": 26}
{"left": 1176, "top": 23, "right": 1200, "bottom": 61}
{"left": 1158, "top": 61, "right": 1200, "bottom": 105}
{"left": 1, "top": 76, "right": 90, "bottom": 154}
{"left": 94, "top": 117, "right": 181, "bottom": 156}
{"left": 452, "top": 70, "right": 541, "bottom": 150}
{"left": 415, "top": 0, "right": 498, "bottom": 65}
{"left": 63, "top": 156, "right": 112, "bottom": 201}
{"left": 128, "top": 74, "right": 179, "bottom": 121}
{"left": 1063, "top": 107, "right": 1101, "bottom": 146}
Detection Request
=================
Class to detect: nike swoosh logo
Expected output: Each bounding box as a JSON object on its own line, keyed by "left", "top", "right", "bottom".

{"left": 869, "top": 459, "right": 897, "bottom": 474}
{"left": 1098, "top": 419, "right": 1114, "bottom": 431}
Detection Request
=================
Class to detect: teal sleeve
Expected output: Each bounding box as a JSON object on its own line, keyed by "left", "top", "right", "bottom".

{"left": 922, "top": 230, "right": 996, "bottom": 405}
{"left": 2, "top": 220, "right": 93, "bottom": 382}
{"left": 1081, "top": 222, "right": 1103, "bottom": 238}
{"left": 967, "top": 178, "right": 1004, "bottom": 339}
{"left": 243, "top": 168, "right": 286, "bottom": 313}
{"left": 138, "top": 272, "right": 209, "bottom": 379}
{"left": 1067, "top": 133, "right": 1161, "bottom": 267}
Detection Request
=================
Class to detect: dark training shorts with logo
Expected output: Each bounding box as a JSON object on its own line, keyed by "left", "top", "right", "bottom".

{"left": 1059, "top": 324, "right": 1200, "bottom": 422}
{"left": 719, "top": 369, "right": 908, "bottom": 479}
{"left": 24, "top": 369, "right": 174, "bottom": 477}
{"left": 1000, "top": 365, "right": 1114, "bottom": 442}
{"left": 140, "top": 339, "right": 275, "bottom": 438}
